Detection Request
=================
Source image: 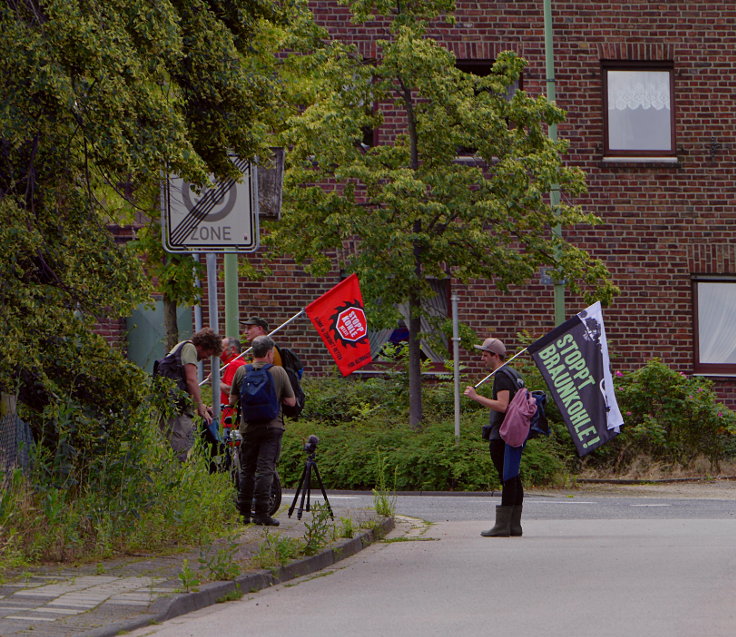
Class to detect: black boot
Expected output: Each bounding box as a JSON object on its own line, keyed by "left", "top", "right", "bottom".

{"left": 252, "top": 514, "right": 280, "bottom": 526}
{"left": 510, "top": 505, "right": 523, "bottom": 537}
{"left": 481, "top": 505, "right": 512, "bottom": 537}
{"left": 237, "top": 482, "right": 254, "bottom": 525}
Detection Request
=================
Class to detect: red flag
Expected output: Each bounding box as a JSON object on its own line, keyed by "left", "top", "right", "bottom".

{"left": 305, "top": 274, "right": 372, "bottom": 376}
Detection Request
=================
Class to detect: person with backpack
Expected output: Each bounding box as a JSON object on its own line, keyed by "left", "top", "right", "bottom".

{"left": 154, "top": 328, "right": 222, "bottom": 462}
{"left": 240, "top": 316, "right": 306, "bottom": 420}
{"left": 229, "top": 335, "right": 295, "bottom": 526}
{"left": 464, "top": 337, "right": 526, "bottom": 538}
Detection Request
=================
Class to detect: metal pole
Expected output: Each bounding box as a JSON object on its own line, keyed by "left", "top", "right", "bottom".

{"left": 192, "top": 253, "right": 204, "bottom": 382}
{"left": 206, "top": 253, "right": 221, "bottom": 417}
{"left": 451, "top": 294, "right": 461, "bottom": 441}
{"left": 473, "top": 348, "right": 529, "bottom": 389}
{"left": 224, "top": 254, "right": 239, "bottom": 338}
{"left": 544, "top": 0, "right": 565, "bottom": 326}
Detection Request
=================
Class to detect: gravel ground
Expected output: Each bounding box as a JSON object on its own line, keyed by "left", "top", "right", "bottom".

{"left": 540, "top": 478, "right": 736, "bottom": 500}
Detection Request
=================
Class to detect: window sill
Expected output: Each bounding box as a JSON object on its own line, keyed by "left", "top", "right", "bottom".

{"left": 692, "top": 373, "right": 736, "bottom": 379}
{"left": 599, "top": 156, "right": 680, "bottom": 168}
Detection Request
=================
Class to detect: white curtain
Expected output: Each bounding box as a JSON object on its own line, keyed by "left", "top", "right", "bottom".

{"left": 698, "top": 282, "right": 736, "bottom": 364}
{"left": 608, "top": 71, "right": 670, "bottom": 111}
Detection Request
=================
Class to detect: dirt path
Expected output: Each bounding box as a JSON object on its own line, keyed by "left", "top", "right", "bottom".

{"left": 538, "top": 478, "right": 736, "bottom": 500}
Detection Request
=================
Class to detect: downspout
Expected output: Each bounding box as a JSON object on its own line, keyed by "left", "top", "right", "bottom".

{"left": 544, "top": 0, "right": 566, "bottom": 326}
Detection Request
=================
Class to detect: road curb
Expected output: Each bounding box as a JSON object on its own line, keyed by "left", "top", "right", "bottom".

{"left": 81, "top": 516, "right": 394, "bottom": 637}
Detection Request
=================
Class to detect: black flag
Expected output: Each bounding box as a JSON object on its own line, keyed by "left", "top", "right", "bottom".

{"left": 528, "top": 302, "right": 623, "bottom": 457}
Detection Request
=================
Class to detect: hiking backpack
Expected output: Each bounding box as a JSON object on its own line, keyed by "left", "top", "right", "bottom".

{"left": 152, "top": 341, "right": 190, "bottom": 393}
{"left": 278, "top": 347, "right": 306, "bottom": 420}
{"left": 528, "top": 390, "right": 549, "bottom": 439}
{"left": 240, "top": 364, "right": 280, "bottom": 424}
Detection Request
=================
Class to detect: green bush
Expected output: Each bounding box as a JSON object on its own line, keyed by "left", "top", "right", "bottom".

{"left": 284, "top": 359, "right": 736, "bottom": 490}
{"left": 588, "top": 358, "right": 736, "bottom": 472}
{"left": 1, "top": 381, "right": 239, "bottom": 569}
{"left": 282, "top": 373, "right": 568, "bottom": 491}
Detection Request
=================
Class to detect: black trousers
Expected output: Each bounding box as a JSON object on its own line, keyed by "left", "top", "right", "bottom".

{"left": 489, "top": 438, "right": 524, "bottom": 507}
{"left": 237, "top": 426, "right": 283, "bottom": 517}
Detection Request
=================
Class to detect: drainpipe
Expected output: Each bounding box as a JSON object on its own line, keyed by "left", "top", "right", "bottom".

{"left": 224, "top": 254, "right": 239, "bottom": 339}
{"left": 544, "top": 0, "right": 566, "bottom": 326}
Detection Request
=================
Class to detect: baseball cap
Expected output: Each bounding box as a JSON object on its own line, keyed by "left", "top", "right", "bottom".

{"left": 473, "top": 337, "right": 506, "bottom": 357}
{"left": 240, "top": 317, "right": 269, "bottom": 331}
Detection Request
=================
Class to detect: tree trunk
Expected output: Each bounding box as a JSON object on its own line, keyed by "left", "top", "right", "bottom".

{"left": 407, "top": 228, "right": 425, "bottom": 428}
{"left": 163, "top": 295, "right": 179, "bottom": 351}
{"left": 407, "top": 282, "right": 423, "bottom": 429}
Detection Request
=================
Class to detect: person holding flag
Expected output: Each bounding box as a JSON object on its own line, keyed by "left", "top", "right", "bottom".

{"left": 241, "top": 317, "right": 283, "bottom": 367}
{"left": 464, "top": 337, "right": 526, "bottom": 538}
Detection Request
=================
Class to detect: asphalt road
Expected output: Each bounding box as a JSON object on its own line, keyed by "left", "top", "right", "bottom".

{"left": 126, "top": 484, "right": 736, "bottom": 637}
{"left": 316, "top": 488, "right": 736, "bottom": 522}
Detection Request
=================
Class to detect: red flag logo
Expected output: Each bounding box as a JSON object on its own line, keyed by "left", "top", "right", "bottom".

{"left": 306, "top": 274, "right": 372, "bottom": 376}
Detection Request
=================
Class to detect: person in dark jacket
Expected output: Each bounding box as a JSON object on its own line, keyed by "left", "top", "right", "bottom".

{"left": 229, "top": 335, "right": 295, "bottom": 526}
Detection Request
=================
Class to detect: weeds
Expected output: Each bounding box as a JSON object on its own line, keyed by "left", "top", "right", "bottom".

{"left": 251, "top": 531, "right": 304, "bottom": 571}
{"left": 199, "top": 538, "right": 241, "bottom": 581}
{"left": 0, "top": 403, "right": 239, "bottom": 573}
{"left": 303, "top": 504, "right": 334, "bottom": 556}
{"left": 372, "top": 455, "right": 397, "bottom": 518}
{"left": 176, "top": 559, "right": 201, "bottom": 593}
{"left": 338, "top": 517, "right": 354, "bottom": 538}
{"left": 217, "top": 585, "right": 244, "bottom": 603}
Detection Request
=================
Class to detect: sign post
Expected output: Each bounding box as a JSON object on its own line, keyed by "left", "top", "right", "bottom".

{"left": 161, "top": 156, "right": 262, "bottom": 417}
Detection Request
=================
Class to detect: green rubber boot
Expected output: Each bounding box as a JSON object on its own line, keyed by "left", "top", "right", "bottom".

{"left": 480, "top": 505, "right": 512, "bottom": 537}
{"left": 510, "top": 505, "right": 523, "bottom": 537}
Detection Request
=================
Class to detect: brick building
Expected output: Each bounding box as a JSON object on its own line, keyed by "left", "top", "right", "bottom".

{"left": 112, "top": 1, "right": 736, "bottom": 406}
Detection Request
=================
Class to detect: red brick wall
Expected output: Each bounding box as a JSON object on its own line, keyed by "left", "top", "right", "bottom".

{"left": 107, "top": 2, "right": 736, "bottom": 406}
{"left": 302, "top": 0, "right": 736, "bottom": 403}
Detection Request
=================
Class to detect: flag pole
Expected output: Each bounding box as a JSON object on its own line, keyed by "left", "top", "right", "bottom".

{"left": 199, "top": 309, "right": 306, "bottom": 386}
{"left": 473, "top": 347, "right": 528, "bottom": 389}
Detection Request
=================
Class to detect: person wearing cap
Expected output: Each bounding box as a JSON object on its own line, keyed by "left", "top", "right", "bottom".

{"left": 241, "top": 317, "right": 283, "bottom": 367}
{"left": 229, "top": 335, "right": 295, "bottom": 526}
{"left": 464, "top": 337, "right": 526, "bottom": 537}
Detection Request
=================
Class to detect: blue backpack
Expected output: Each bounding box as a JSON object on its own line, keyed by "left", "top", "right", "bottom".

{"left": 240, "top": 364, "right": 280, "bottom": 424}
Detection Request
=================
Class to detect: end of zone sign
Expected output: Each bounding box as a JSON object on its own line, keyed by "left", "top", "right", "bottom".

{"left": 162, "top": 156, "right": 259, "bottom": 253}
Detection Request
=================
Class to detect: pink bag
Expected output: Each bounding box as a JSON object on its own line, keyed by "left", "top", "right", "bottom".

{"left": 499, "top": 388, "right": 538, "bottom": 447}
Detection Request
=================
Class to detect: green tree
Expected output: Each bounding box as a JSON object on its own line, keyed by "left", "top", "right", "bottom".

{"left": 269, "top": 0, "right": 618, "bottom": 427}
{"left": 0, "top": 0, "right": 304, "bottom": 432}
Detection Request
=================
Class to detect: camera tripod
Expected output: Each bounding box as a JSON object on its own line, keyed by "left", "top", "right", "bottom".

{"left": 288, "top": 450, "right": 333, "bottom": 520}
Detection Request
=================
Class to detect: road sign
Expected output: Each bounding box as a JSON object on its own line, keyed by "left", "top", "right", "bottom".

{"left": 162, "top": 156, "right": 259, "bottom": 253}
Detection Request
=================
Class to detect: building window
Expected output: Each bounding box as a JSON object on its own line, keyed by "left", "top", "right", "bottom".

{"left": 455, "top": 59, "right": 520, "bottom": 157}
{"left": 693, "top": 278, "right": 736, "bottom": 374}
{"left": 368, "top": 279, "right": 450, "bottom": 367}
{"left": 603, "top": 62, "right": 675, "bottom": 157}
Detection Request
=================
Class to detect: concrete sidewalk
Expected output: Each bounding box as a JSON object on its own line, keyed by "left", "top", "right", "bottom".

{"left": 0, "top": 503, "right": 393, "bottom": 637}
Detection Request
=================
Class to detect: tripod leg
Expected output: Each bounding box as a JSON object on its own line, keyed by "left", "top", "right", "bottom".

{"left": 310, "top": 461, "right": 333, "bottom": 519}
{"left": 296, "top": 461, "right": 312, "bottom": 520}
{"left": 288, "top": 464, "right": 308, "bottom": 518}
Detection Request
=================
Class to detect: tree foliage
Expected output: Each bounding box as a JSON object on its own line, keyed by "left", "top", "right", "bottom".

{"left": 0, "top": 0, "right": 303, "bottom": 439}
{"left": 270, "top": 0, "right": 618, "bottom": 425}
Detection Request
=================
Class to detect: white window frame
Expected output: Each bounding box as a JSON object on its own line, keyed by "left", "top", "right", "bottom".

{"left": 693, "top": 277, "right": 736, "bottom": 375}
